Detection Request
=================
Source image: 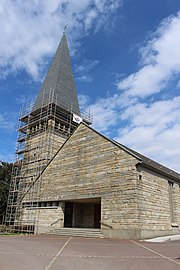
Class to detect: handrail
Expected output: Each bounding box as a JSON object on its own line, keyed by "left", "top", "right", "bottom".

{"left": 100, "top": 221, "right": 113, "bottom": 229}
{"left": 50, "top": 218, "right": 62, "bottom": 226}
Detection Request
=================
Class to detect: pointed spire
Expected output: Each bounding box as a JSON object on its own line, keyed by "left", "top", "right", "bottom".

{"left": 33, "top": 32, "right": 80, "bottom": 115}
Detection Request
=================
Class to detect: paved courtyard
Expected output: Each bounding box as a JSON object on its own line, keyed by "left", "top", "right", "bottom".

{"left": 0, "top": 234, "right": 180, "bottom": 270}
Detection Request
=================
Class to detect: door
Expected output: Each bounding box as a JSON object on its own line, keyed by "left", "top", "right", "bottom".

{"left": 94, "top": 204, "right": 101, "bottom": 228}
{"left": 64, "top": 202, "right": 73, "bottom": 227}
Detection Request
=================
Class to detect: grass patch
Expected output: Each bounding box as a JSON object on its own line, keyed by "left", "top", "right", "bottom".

{"left": 0, "top": 232, "right": 30, "bottom": 236}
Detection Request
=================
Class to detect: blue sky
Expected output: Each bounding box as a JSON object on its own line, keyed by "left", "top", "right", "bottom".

{"left": 0, "top": 0, "right": 180, "bottom": 172}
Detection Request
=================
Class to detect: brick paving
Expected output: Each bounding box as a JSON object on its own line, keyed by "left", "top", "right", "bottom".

{"left": 0, "top": 235, "right": 180, "bottom": 270}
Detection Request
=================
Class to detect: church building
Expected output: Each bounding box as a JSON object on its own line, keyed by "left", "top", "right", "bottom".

{"left": 5, "top": 32, "right": 180, "bottom": 239}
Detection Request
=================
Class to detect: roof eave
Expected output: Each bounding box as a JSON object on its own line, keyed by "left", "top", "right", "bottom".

{"left": 136, "top": 162, "right": 180, "bottom": 183}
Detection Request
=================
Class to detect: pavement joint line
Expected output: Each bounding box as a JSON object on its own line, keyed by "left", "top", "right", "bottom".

{"left": 0, "top": 251, "right": 160, "bottom": 259}
{"left": 0, "top": 252, "right": 163, "bottom": 259}
{"left": 0, "top": 239, "right": 67, "bottom": 244}
{"left": 0, "top": 251, "right": 26, "bottom": 255}
{"left": 3, "top": 239, "right": 178, "bottom": 246}
{"left": 69, "top": 243, "right": 133, "bottom": 246}
{"left": 0, "top": 251, "right": 179, "bottom": 260}
{"left": 0, "top": 251, "right": 56, "bottom": 257}
{"left": 131, "top": 240, "right": 180, "bottom": 266}
{"left": 60, "top": 255, "right": 161, "bottom": 259}
{"left": 45, "top": 237, "right": 72, "bottom": 270}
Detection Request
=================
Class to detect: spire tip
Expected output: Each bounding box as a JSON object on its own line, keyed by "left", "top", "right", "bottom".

{"left": 63, "top": 25, "right": 68, "bottom": 34}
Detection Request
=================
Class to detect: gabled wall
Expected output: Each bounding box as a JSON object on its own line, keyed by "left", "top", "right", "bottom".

{"left": 23, "top": 123, "right": 180, "bottom": 239}
{"left": 25, "top": 123, "right": 140, "bottom": 238}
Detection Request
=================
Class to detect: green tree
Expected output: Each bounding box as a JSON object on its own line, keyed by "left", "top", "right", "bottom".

{"left": 0, "top": 161, "right": 13, "bottom": 224}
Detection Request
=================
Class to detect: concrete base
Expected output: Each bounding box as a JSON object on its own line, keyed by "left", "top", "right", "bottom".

{"left": 36, "top": 225, "right": 180, "bottom": 240}
{"left": 139, "top": 228, "right": 180, "bottom": 240}
{"left": 35, "top": 225, "right": 52, "bottom": 234}
{"left": 102, "top": 229, "right": 141, "bottom": 239}
{"left": 102, "top": 228, "right": 180, "bottom": 240}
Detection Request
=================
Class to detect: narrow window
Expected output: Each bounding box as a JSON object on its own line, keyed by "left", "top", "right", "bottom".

{"left": 168, "top": 181, "right": 174, "bottom": 223}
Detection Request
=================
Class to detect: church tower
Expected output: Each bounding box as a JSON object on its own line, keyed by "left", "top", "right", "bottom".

{"left": 5, "top": 32, "right": 92, "bottom": 232}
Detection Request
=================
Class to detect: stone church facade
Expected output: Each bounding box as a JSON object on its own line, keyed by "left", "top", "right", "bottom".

{"left": 6, "top": 32, "right": 180, "bottom": 239}
{"left": 23, "top": 122, "right": 180, "bottom": 239}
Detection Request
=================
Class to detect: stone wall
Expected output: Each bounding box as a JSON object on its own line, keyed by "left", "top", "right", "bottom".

{"left": 22, "top": 123, "right": 180, "bottom": 239}
{"left": 173, "top": 183, "right": 180, "bottom": 225}
{"left": 22, "top": 202, "right": 64, "bottom": 234}
{"left": 21, "top": 125, "right": 66, "bottom": 203}
{"left": 24, "top": 123, "right": 140, "bottom": 238}
{"left": 137, "top": 165, "right": 180, "bottom": 239}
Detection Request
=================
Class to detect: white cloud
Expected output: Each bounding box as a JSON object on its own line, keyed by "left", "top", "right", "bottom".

{"left": 85, "top": 94, "right": 121, "bottom": 132}
{"left": 0, "top": 147, "right": 15, "bottom": 163}
{"left": 15, "top": 94, "right": 36, "bottom": 105}
{"left": 115, "top": 97, "right": 180, "bottom": 171}
{"left": 0, "top": 0, "right": 122, "bottom": 79}
{"left": 85, "top": 11, "right": 180, "bottom": 172}
{"left": 90, "top": 102, "right": 118, "bottom": 132}
{"left": 76, "top": 60, "right": 100, "bottom": 74}
{"left": 121, "top": 97, "right": 180, "bottom": 130}
{"left": 77, "top": 75, "right": 93, "bottom": 82}
{"left": 88, "top": 91, "right": 180, "bottom": 171}
{"left": 118, "top": 11, "right": 180, "bottom": 98}
{"left": 114, "top": 11, "right": 180, "bottom": 171}
{"left": 176, "top": 80, "right": 180, "bottom": 89}
{"left": 117, "top": 96, "right": 180, "bottom": 142}
{"left": 75, "top": 59, "right": 100, "bottom": 82}
{"left": 0, "top": 113, "right": 16, "bottom": 132}
{"left": 78, "top": 94, "right": 90, "bottom": 110}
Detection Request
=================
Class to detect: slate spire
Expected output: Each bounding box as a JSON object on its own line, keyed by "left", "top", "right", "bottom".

{"left": 33, "top": 32, "right": 80, "bottom": 115}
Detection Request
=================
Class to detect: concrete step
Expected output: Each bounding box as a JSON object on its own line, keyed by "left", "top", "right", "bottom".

{"left": 46, "top": 228, "right": 104, "bottom": 238}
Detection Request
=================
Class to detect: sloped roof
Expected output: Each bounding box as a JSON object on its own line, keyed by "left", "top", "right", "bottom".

{"left": 33, "top": 32, "right": 80, "bottom": 115}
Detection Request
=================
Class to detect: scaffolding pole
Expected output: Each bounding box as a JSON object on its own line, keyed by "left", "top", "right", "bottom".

{"left": 4, "top": 89, "right": 93, "bottom": 234}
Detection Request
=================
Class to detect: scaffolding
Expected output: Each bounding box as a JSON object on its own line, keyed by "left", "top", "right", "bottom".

{"left": 4, "top": 89, "right": 92, "bottom": 233}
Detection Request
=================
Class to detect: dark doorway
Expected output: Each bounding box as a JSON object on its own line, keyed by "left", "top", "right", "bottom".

{"left": 64, "top": 202, "right": 73, "bottom": 227}
{"left": 94, "top": 204, "right": 101, "bottom": 228}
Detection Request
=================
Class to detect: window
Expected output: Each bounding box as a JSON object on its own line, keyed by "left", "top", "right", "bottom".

{"left": 168, "top": 181, "right": 174, "bottom": 223}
